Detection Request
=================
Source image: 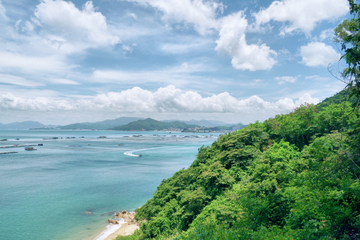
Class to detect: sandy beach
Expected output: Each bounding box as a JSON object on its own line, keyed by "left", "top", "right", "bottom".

{"left": 103, "top": 222, "right": 139, "bottom": 240}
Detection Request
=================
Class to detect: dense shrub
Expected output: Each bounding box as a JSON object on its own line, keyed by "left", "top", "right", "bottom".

{"left": 119, "top": 101, "right": 360, "bottom": 240}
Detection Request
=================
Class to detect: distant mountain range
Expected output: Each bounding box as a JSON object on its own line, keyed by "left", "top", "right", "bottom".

{"left": 109, "top": 118, "right": 200, "bottom": 131}
{"left": 0, "top": 118, "right": 244, "bottom": 131}
{"left": 59, "top": 117, "right": 143, "bottom": 130}
{"left": 0, "top": 121, "right": 56, "bottom": 130}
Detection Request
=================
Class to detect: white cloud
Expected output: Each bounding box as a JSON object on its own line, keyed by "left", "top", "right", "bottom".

{"left": 14, "top": 19, "right": 39, "bottom": 33}
{"left": 161, "top": 39, "right": 212, "bottom": 54}
{"left": 306, "top": 75, "right": 330, "bottom": 81}
{"left": 0, "top": 85, "right": 319, "bottom": 115}
{"left": 34, "top": 0, "right": 119, "bottom": 47}
{"left": 253, "top": 0, "right": 349, "bottom": 35}
{"left": 0, "top": 74, "right": 44, "bottom": 87}
{"left": 275, "top": 76, "right": 297, "bottom": 84}
{"left": 0, "top": 0, "right": 7, "bottom": 20}
{"left": 122, "top": 44, "right": 133, "bottom": 52}
{"left": 124, "top": 0, "right": 222, "bottom": 35}
{"left": 0, "top": 92, "right": 74, "bottom": 111}
{"left": 0, "top": 51, "right": 71, "bottom": 73}
{"left": 300, "top": 42, "right": 340, "bottom": 67}
{"left": 295, "top": 93, "right": 319, "bottom": 106}
{"left": 50, "top": 79, "right": 80, "bottom": 85}
{"left": 127, "top": 13, "right": 138, "bottom": 20}
{"left": 319, "top": 28, "right": 334, "bottom": 41}
{"left": 92, "top": 63, "right": 208, "bottom": 84}
{"left": 215, "top": 12, "right": 277, "bottom": 71}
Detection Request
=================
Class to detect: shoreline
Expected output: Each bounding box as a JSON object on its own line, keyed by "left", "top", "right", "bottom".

{"left": 103, "top": 222, "right": 139, "bottom": 240}
{"left": 93, "top": 211, "right": 139, "bottom": 240}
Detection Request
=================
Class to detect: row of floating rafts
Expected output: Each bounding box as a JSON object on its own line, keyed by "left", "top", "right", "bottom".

{"left": 1, "top": 138, "right": 20, "bottom": 141}
{"left": 0, "top": 143, "right": 43, "bottom": 153}
{"left": 0, "top": 151, "right": 18, "bottom": 154}
{"left": 42, "top": 136, "right": 85, "bottom": 140}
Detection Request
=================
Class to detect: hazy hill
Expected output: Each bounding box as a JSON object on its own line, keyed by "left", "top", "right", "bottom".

{"left": 109, "top": 118, "right": 199, "bottom": 131}
{"left": 59, "top": 117, "right": 142, "bottom": 130}
{"left": 0, "top": 121, "right": 46, "bottom": 130}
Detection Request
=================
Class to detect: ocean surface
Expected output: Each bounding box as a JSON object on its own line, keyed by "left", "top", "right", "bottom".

{"left": 0, "top": 130, "right": 218, "bottom": 240}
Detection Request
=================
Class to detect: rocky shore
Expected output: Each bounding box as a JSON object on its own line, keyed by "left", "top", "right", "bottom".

{"left": 103, "top": 210, "right": 139, "bottom": 240}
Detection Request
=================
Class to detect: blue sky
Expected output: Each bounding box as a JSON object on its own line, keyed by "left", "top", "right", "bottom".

{"left": 0, "top": 0, "right": 350, "bottom": 125}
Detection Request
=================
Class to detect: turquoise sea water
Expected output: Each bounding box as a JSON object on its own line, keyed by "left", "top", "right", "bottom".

{"left": 0, "top": 130, "right": 218, "bottom": 240}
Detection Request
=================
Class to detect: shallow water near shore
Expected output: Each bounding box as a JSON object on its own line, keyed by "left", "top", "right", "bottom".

{"left": 0, "top": 130, "right": 218, "bottom": 240}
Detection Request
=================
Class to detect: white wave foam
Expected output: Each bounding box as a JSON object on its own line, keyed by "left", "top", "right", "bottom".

{"left": 123, "top": 151, "right": 141, "bottom": 157}
{"left": 94, "top": 218, "right": 125, "bottom": 240}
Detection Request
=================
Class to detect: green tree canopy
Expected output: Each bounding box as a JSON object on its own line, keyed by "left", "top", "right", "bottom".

{"left": 335, "top": 0, "right": 360, "bottom": 106}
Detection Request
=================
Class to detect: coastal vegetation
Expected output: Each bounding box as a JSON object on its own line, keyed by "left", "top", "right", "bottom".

{"left": 114, "top": 3, "right": 360, "bottom": 239}
{"left": 115, "top": 91, "right": 360, "bottom": 239}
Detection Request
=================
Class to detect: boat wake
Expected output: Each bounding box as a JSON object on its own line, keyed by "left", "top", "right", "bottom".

{"left": 123, "top": 146, "right": 170, "bottom": 157}
{"left": 124, "top": 150, "right": 142, "bottom": 157}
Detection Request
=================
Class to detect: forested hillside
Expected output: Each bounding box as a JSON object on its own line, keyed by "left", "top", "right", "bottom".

{"left": 316, "top": 88, "right": 356, "bottom": 111}
{"left": 109, "top": 118, "right": 199, "bottom": 131}
{"left": 117, "top": 100, "right": 360, "bottom": 240}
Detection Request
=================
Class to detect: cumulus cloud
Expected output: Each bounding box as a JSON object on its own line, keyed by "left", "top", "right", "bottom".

{"left": 0, "top": 85, "right": 319, "bottom": 115}
{"left": 295, "top": 93, "right": 319, "bottom": 106}
{"left": 253, "top": 0, "right": 348, "bottom": 35}
{"left": 0, "top": 93, "right": 74, "bottom": 111}
{"left": 34, "top": 0, "right": 119, "bottom": 47}
{"left": 275, "top": 76, "right": 297, "bottom": 84}
{"left": 215, "top": 12, "right": 277, "bottom": 71}
{"left": 300, "top": 42, "right": 340, "bottom": 67}
{"left": 124, "top": 0, "right": 222, "bottom": 35}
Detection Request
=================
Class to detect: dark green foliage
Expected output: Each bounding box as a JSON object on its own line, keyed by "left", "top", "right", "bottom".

{"left": 119, "top": 100, "right": 360, "bottom": 240}
{"left": 109, "top": 118, "right": 199, "bottom": 131}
